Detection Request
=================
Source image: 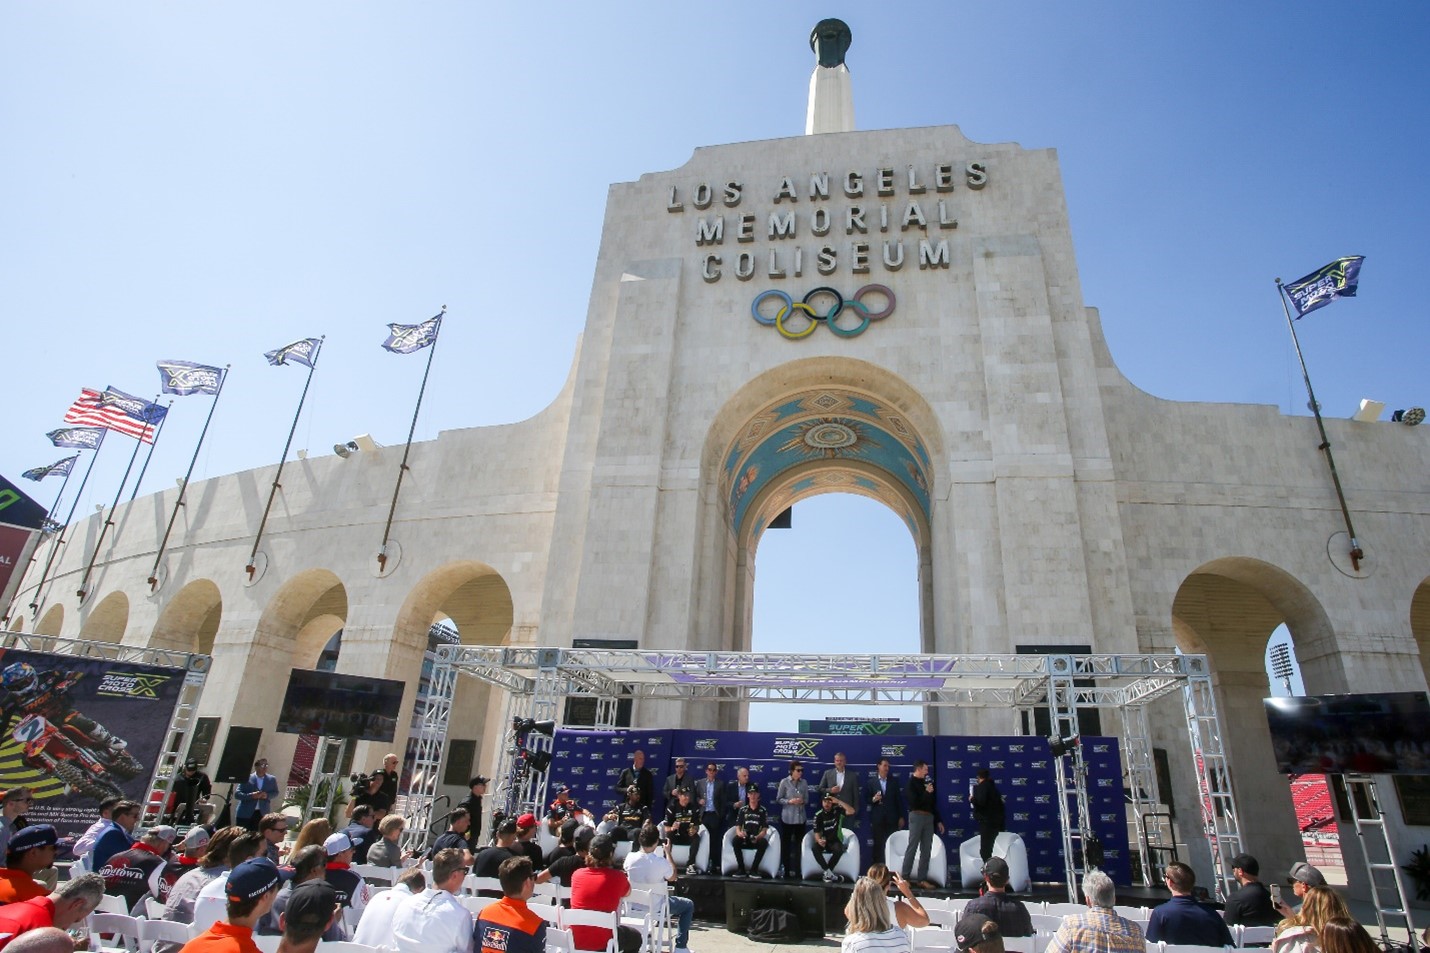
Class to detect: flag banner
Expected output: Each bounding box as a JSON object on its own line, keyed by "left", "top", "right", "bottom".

{"left": 46, "top": 427, "right": 104, "bottom": 450}
{"left": 156, "top": 360, "right": 224, "bottom": 396}
{"left": 265, "top": 337, "right": 322, "bottom": 367}
{"left": 1284, "top": 256, "right": 1365, "bottom": 318}
{"left": 21, "top": 456, "right": 77, "bottom": 481}
{"left": 381, "top": 314, "right": 442, "bottom": 354}
{"left": 63, "top": 389, "right": 166, "bottom": 444}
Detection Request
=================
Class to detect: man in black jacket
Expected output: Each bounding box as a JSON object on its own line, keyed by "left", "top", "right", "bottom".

{"left": 902, "top": 760, "right": 944, "bottom": 889}
{"left": 969, "top": 768, "right": 1004, "bottom": 863}
{"left": 616, "top": 751, "right": 654, "bottom": 809}
{"left": 1221, "top": 853, "right": 1280, "bottom": 927}
{"left": 863, "top": 758, "right": 905, "bottom": 866}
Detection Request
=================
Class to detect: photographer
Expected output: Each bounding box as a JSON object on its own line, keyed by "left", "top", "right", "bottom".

{"left": 346, "top": 772, "right": 392, "bottom": 819}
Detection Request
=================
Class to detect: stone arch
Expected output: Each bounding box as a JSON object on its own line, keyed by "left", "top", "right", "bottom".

{"left": 35, "top": 605, "right": 63, "bottom": 636}
{"left": 150, "top": 579, "right": 222, "bottom": 655}
{"left": 698, "top": 359, "right": 943, "bottom": 665}
{"left": 80, "top": 591, "right": 129, "bottom": 643}
{"left": 1410, "top": 577, "right": 1430, "bottom": 690}
{"left": 1170, "top": 557, "right": 1336, "bottom": 886}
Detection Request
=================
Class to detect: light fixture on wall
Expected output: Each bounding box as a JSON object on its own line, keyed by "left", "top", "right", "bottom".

{"left": 333, "top": 440, "right": 360, "bottom": 458}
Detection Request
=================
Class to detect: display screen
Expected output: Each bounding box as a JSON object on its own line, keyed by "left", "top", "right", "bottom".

{"left": 1264, "top": 693, "right": 1430, "bottom": 775}
{"left": 275, "top": 669, "right": 406, "bottom": 742}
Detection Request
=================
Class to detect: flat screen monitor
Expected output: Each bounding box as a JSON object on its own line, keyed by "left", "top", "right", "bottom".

{"left": 275, "top": 669, "right": 406, "bottom": 743}
{"left": 1264, "top": 692, "right": 1430, "bottom": 775}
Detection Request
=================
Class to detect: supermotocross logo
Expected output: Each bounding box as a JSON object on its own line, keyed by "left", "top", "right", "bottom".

{"left": 772, "top": 737, "right": 820, "bottom": 759}
{"left": 880, "top": 745, "right": 906, "bottom": 758}
{"left": 95, "top": 672, "right": 170, "bottom": 699}
{"left": 694, "top": 738, "right": 718, "bottom": 751}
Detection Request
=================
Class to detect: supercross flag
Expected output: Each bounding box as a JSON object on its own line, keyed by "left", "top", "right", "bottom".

{"left": 21, "top": 456, "right": 77, "bottom": 481}
{"left": 157, "top": 360, "right": 224, "bottom": 396}
{"left": 46, "top": 427, "right": 104, "bottom": 450}
{"left": 381, "top": 314, "right": 441, "bottom": 354}
{"left": 63, "top": 388, "right": 167, "bottom": 443}
{"left": 1284, "top": 256, "right": 1365, "bottom": 318}
{"left": 265, "top": 337, "right": 322, "bottom": 367}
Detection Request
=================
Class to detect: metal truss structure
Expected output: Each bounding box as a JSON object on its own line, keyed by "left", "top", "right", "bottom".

{"left": 402, "top": 646, "right": 1242, "bottom": 899}
{"left": 0, "top": 630, "right": 210, "bottom": 828}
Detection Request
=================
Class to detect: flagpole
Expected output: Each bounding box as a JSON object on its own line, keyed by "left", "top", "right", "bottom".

{"left": 1276, "top": 278, "right": 1364, "bottom": 570}
{"left": 0, "top": 460, "right": 76, "bottom": 628}
{"left": 378, "top": 307, "right": 445, "bottom": 571}
{"left": 128, "top": 399, "right": 175, "bottom": 503}
{"left": 247, "top": 339, "right": 324, "bottom": 580}
{"left": 150, "top": 367, "right": 230, "bottom": 590}
{"left": 78, "top": 406, "right": 161, "bottom": 601}
{"left": 25, "top": 431, "right": 107, "bottom": 616}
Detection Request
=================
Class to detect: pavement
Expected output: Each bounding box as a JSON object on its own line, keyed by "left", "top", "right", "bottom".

{"left": 683, "top": 922, "right": 841, "bottom": 953}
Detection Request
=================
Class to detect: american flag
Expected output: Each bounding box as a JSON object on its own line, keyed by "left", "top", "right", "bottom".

{"left": 62, "top": 388, "right": 167, "bottom": 444}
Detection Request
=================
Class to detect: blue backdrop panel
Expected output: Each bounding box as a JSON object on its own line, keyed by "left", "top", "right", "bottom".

{"left": 547, "top": 728, "right": 671, "bottom": 818}
{"left": 934, "top": 736, "right": 1130, "bottom": 885}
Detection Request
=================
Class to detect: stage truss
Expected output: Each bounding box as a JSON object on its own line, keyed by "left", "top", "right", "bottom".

{"left": 402, "top": 647, "right": 1243, "bottom": 901}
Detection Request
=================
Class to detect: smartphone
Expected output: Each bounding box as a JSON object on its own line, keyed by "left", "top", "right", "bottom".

{"left": 1270, "top": 883, "right": 1283, "bottom": 905}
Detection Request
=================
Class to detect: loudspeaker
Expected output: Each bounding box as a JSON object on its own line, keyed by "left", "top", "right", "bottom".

{"left": 215, "top": 727, "right": 264, "bottom": 784}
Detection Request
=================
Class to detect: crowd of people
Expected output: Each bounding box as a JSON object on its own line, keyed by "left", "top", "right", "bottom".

{"left": 0, "top": 747, "right": 1405, "bottom": 953}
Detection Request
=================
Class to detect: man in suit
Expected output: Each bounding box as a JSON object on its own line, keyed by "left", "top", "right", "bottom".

{"left": 817, "top": 752, "right": 860, "bottom": 819}
{"left": 616, "top": 750, "right": 654, "bottom": 809}
{"left": 663, "top": 758, "right": 696, "bottom": 803}
{"left": 864, "top": 757, "right": 905, "bottom": 866}
{"left": 725, "top": 767, "right": 756, "bottom": 827}
{"left": 695, "top": 762, "right": 730, "bottom": 874}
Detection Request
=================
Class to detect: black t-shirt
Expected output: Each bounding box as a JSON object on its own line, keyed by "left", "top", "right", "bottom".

{"left": 734, "top": 805, "right": 768, "bottom": 838}
{"left": 545, "top": 844, "right": 576, "bottom": 866}
{"left": 473, "top": 845, "right": 516, "bottom": 882}
{"left": 963, "top": 891, "right": 1034, "bottom": 937}
{"left": 428, "top": 829, "right": 472, "bottom": 859}
{"left": 615, "top": 803, "right": 649, "bottom": 832}
{"left": 545, "top": 853, "right": 586, "bottom": 887}
{"left": 1223, "top": 881, "right": 1279, "bottom": 927}
{"left": 663, "top": 804, "right": 700, "bottom": 839}
{"left": 517, "top": 839, "right": 544, "bottom": 870}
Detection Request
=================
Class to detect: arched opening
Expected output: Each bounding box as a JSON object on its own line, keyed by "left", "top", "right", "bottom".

{"left": 150, "top": 579, "right": 222, "bottom": 655}
{"left": 1410, "top": 578, "right": 1430, "bottom": 690}
{"left": 749, "top": 493, "right": 922, "bottom": 731}
{"left": 80, "top": 591, "right": 129, "bottom": 643}
{"left": 1171, "top": 558, "right": 1337, "bottom": 885}
{"left": 392, "top": 563, "right": 515, "bottom": 807}
{"left": 35, "top": 605, "right": 63, "bottom": 637}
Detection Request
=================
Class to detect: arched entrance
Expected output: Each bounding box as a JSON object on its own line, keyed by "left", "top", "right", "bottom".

{"left": 1171, "top": 557, "right": 1336, "bottom": 882}
{"left": 35, "top": 605, "right": 62, "bottom": 637}
{"left": 1410, "top": 577, "right": 1430, "bottom": 690}
{"left": 80, "top": 591, "right": 129, "bottom": 643}
{"left": 149, "top": 579, "right": 222, "bottom": 655}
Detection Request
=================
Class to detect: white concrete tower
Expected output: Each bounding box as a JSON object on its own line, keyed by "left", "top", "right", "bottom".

{"left": 805, "top": 18, "right": 854, "bottom": 134}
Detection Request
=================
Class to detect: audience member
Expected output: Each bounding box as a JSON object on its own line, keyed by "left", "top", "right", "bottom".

{"left": 775, "top": 761, "right": 809, "bottom": 880}
{"left": 544, "top": 819, "right": 580, "bottom": 867}
{"left": 258, "top": 845, "right": 328, "bottom": 938}
{"left": 603, "top": 787, "right": 649, "bottom": 844}
{"left": 1043, "top": 871, "right": 1144, "bottom": 953}
{"left": 866, "top": 864, "right": 929, "bottom": 930}
{"left": 475, "top": 856, "right": 548, "bottom": 953}
{"left": 288, "top": 820, "right": 331, "bottom": 859}
{"left": 352, "top": 867, "right": 425, "bottom": 948}
{"left": 954, "top": 913, "right": 1006, "bottom": 953}
{"left": 662, "top": 788, "right": 702, "bottom": 877}
{"left": 819, "top": 752, "right": 861, "bottom": 819}
{"left": 1317, "top": 918, "right": 1378, "bottom": 953}
{"left": 1275, "top": 863, "right": 1329, "bottom": 919}
{"left": 69, "top": 796, "right": 120, "bottom": 868}
{"left": 160, "top": 827, "right": 250, "bottom": 947}
{"left": 902, "top": 761, "right": 944, "bottom": 890}
{"left": 1224, "top": 853, "right": 1280, "bottom": 927}
{"left": 0, "top": 789, "right": 35, "bottom": 860}
{"left": 457, "top": 777, "right": 489, "bottom": 845}
{"left": 99, "top": 824, "right": 178, "bottom": 914}
{"left": 258, "top": 815, "right": 290, "bottom": 864}
{"left": 663, "top": 758, "right": 696, "bottom": 803}
{"left": 428, "top": 808, "right": 474, "bottom": 865}
{"left": 235, "top": 760, "right": 280, "bottom": 833}
{"left": 1146, "top": 862, "right": 1234, "bottom": 946}
{"left": 341, "top": 805, "right": 377, "bottom": 865}
{"left": 616, "top": 751, "right": 653, "bottom": 809}
{"left": 192, "top": 831, "right": 267, "bottom": 934}
{"left": 695, "top": 763, "right": 728, "bottom": 873}
{"left": 91, "top": 799, "right": 142, "bottom": 869}
{"left": 275, "top": 880, "right": 340, "bottom": 953}
{"left": 570, "top": 834, "right": 639, "bottom": 953}
{"left": 2, "top": 928, "right": 73, "bottom": 953}
{"left": 841, "top": 875, "right": 910, "bottom": 953}
{"left": 513, "top": 814, "right": 544, "bottom": 869}
{"left": 0, "top": 825, "right": 59, "bottom": 903}
{"left": 623, "top": 826, "right": 693, "bottom": 953}
{"left": 811, "top": 791, "right": 849, "bottom": 882}
{"left": 167, "top": 760, "right": 213, "bottom": 825}
{"left": 864, "top": 759, "right": 905, "bottom": 867}
{"left": 538, "top": 826, "right": 594, "bottom": 888}
{"left": 0, "top": 874, "right": 104, "bottom": 952}
{"left": 179, "top": 858, "right": 281, "bottom": 953}
{"left": 730, "top": 787, "right": 770, "bottom": 878}
{"left": 472, "top": 819, "right": 519, "bottom": 894}
{"left": 969, "top": 769, "right": 1005, "bottom": 864}
{"left": 320, "top": 832, "right": 370, "bottom": 936}
{"left": 366, "top": 814, "right": 409, "bottom": 868}
{"left": 1271, "top": 885, "right": 1352, "bottom": 953}
{"left": 159, "top": 826, "right": 211, "bottom": 902}
{"left": 391, "top": 847, "right": 474, "bottom": 953}
{"left": 961, "top": 857, "right": 1032, "bottom": 937}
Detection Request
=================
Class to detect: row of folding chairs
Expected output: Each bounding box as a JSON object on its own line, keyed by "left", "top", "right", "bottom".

{"left": 911, "top": 925, "right": 1273, "bottom": 953}
{"left": 455, "top": 888, "right": 672, "bottom": 953}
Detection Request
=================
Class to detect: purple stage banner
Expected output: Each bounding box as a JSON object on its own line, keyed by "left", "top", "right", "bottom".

{"left": 0, "top": 648, "right": 188, "bottom": 841}
{"left": 547, "top": 728, "right": 1130, "bottom": 885}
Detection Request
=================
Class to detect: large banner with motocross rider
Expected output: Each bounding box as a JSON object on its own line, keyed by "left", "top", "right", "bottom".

{"left": 0, "top": 649, "right": 185, "bottom": 840}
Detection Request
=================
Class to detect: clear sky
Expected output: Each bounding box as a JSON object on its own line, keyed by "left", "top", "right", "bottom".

{"left": 2, "top": 3, "right": 1421, "bottom": 729}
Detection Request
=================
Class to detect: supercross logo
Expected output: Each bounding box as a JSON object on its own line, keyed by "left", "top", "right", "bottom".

{"left": 1036, "top": 830, "right": 1053, "bottom": 839}
{"left": 1013, "top": 812, "right": 1030, "bottom": 822}
{"left": 575, "top": 736, "right": 589, "bottom": 745}
{"left": 1009, "top": 744, "right": 1024, "bottom": 753}
{"left": 694, "top": 738, "right": 718, "bottom": 751}
{"left": 1011, "top": 777, "right": 1027, "bottom": 786}
{"left": 1031, "top": 760, "right": 1048, "bottom": 770}
{"left": 880, "top": 744, "right": 906, "bottom": 758}
{"left": 1097, "top": 778, "right": 1113, "bottom": 788}
{"left": 990, "top": 760, "right": 1004, "bottom": 769}
{"left": 96, "top": 672, "right": 170, "bottom": 699}
{"left": 590, "top": 752, "right": 605, "bottom": 761}
{"left": 1092, "top": 744, "right": 1109, "bottom": 754}
{"left": 967, "top": 744, "right": 983, "bottom": 752}
{"left": 569, "top": 766, "right": 585, "bottom": 776}
{"left": 1101, "top": 813, "right": 1118, "bottom": 823}
{"left": 947, "top": 760, "right": 962, "bottom": 770}
{"left": 772, "top": 737, "right": 820, "bottom": 758}
{"left": 1034, "top": 795, "right": 1051, "bottom": 805}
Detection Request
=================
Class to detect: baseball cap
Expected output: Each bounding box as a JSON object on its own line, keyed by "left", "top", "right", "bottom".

{"left": 227, "top": 858, "right": 282, "bottom": 902}
{"left": 955, "top": 913, "right": 995, "bottom": 952}
{"left": 7, "top": 825, "right": 58, "bottom": 854}
{"left": 181, "top": 826, "right": 211, "bottom": 851}
{"left": 184, "top": 759, "right": 200, "bottom": 770}
{"left": 145, "top": 825, "right": 179, "bottom": 845}
{"left": 1230, "top": 853, "right": 1259, "bottom": 876}
{"left": 821, "top": 791, "right": 836, "bottom": 801}
{"left": 626, "top": 785, "right": 640, "bottom": 795}
{"left": 516, "top": 813, "right": 537, "bottom": 830}
{"left": 284, "top": 880, "right": 339, "bottom": 933}
{"left": 1289, "top": 861, "right": 1326, "bottom": 887}
{"left": 469, "top": 776, "right": 490, "bottom": 787}
{"left": 323, "top": 832, "right": 354, "bottom": 856}
{"left": 982, "top": 856, "right": 1010, "bottom": 881}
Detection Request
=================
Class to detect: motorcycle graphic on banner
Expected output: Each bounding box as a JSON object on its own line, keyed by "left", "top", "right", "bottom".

{"left": 0, "top": 648, "right": 186, "bottom": 840}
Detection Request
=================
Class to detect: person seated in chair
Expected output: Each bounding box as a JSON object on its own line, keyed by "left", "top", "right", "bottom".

{"left": 811, "top": 792, "right": 848, "bottom": 882}
{"left": 662, "top": 787, "right": 703, "bottom": 877}
{"left": 730, "top": 787, "right": 770, "bottom": 878}
{"left": 602, "top": 786, "right": 649, "bottom": 843}
{"left": 962, "top": 857, "right": 1033, "bottom": 937}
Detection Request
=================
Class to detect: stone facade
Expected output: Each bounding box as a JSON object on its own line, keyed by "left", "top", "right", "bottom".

{"left": 13, "top": 121, "right": 1430, "bottom": 891}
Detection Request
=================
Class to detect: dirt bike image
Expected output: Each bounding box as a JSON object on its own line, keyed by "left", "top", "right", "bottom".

{"left": 12, "top": 713, "right": 126, "bottom": 803}
{"left": 0, "top": 662, "right": 145, "bottom": 783}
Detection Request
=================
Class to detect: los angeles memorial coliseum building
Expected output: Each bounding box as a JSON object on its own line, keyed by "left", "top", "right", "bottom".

{"left": 10, "top": 20, "right": 1430, "bottom": 898}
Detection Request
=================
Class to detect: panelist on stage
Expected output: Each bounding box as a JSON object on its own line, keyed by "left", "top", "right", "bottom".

{"left": 817, "top": 752, "right": 861, "bottom": 819}
{"left": 616, "top": 750, "right": 654, "bottom": 809}
{"left": 725, "top": 767, "right": 756, "bottom": 827}
{"left": 696, "top": 762, "right": 730, "bottom": 874}
{"left": 602, "top": 785, "right": 649, "bottom": 842}
{"left": 730, "top": 787, "right": 771, "bottom": 878}
{"left": 661, "top": 787, "right": 703, "bottom": 876}
{"left": 663, "top": 758, "right": 696, "bottom": 803}
{"left": 864, "top": 758, "right": 906, "bottom": 866}
{"left": 969, "top": 768, "right": 1005, "bottom": 863}
{"left": 776, "top": 760, "right": 810, "bottom": 879}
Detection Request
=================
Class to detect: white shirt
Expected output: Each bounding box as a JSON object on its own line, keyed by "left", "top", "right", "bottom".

{"left": 353, "top": 882, "right": 417, "bottom": 951}
{"left": 192, "top": 872, "right": 231, "bottom": 934}
{"left": 391, "top": 888, "right": 474, "bottom": 953}
{"left": 623, "top": 849, "right": 673, "bottom": 890}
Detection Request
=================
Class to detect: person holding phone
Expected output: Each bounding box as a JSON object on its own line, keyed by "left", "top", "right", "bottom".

{"left": 866, "top": 864, "right": 930, "bottom": 930}
{"left": 1222, "top": 853, "right": 1279, "bottom": 927}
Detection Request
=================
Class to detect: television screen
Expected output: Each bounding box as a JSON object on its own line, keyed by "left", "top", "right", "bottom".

{"left": 275, "top": 669, "right": 406, "bottom": 743}
{"left": 1264, "top": 693, "right": 1430, "bottom": 775}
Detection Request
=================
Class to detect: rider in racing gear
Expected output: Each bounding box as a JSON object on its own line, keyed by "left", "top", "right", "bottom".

{"left": 0, "top": 663, "right": 130, "bottom": 753}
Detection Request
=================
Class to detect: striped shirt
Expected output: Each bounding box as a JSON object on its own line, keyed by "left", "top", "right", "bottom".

{"left": 841, "top": 927, "right": 912, "bottom": 953}
{"left": 1044, "top": 908, "right": 1146, "bottom": 953}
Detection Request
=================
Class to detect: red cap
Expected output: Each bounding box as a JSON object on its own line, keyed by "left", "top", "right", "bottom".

{"left": 516, "top": 813, "right": 537, "bottom": 829}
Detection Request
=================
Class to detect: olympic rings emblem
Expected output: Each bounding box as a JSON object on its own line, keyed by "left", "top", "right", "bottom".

{"left": 751, "top": 285, "right": 896, "bottom": 340}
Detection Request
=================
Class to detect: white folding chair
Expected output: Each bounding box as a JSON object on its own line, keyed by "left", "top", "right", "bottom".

{"left": 924, "top": 905, "right": 963, "bottom": 929}
{"left": 463, "top": 874, "right": 505, "bottom": 896}
{"left": 459, "top": 895, "right": 487, "bottom": 915}
{"left": 95, "top": 894, "right": 134, "bottom": 915}
{"left": 1161, "top": 945, "right": 1234, "bottom": 953}
{"left": 315, "top": 943, "right": 381, "bottom": 953}
{"left": 1042, "top": 903, "right": 1086, "bottom": 918}
{"left": 911, "top": 927, "right": 957, "bottom": 952}
{"left": 530, "top": 901, "right": 563, "bottom": 928}
{"left": 88, "top": 913, "right": 143, "bottom": 953}
{"left": 533, "top": 880, "right": 561, "bottom": 901}
{"left": 143, "top": 897, "right": 167, "bottom": 920}
{"left": 137, "top": 919, "right": 195, "bottom": 953}
{"left": 1239, "top": 927, "right": 1276, "bottom": 947}
{"left": 253, "top": 936, "right": 282, "bottom": 953}
{"left": 1116, "top": 906, "right": 1150, "bottom": 922}
{"left": 1003, "top": 937, "right": 1038, "bottom": 953}
{"left": 545, "top": 926, "right": 576, "bottom": 953}
{"left": 1030, "top": 914, "right": 1065, "bottom": 933}
{"left": 559, "top": 908, "right": 621, "bottom": 953}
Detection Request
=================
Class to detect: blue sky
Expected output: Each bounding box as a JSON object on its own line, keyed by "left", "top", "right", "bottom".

{"left": 1, "top": 3, "right": 1419, "bottom": 727}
